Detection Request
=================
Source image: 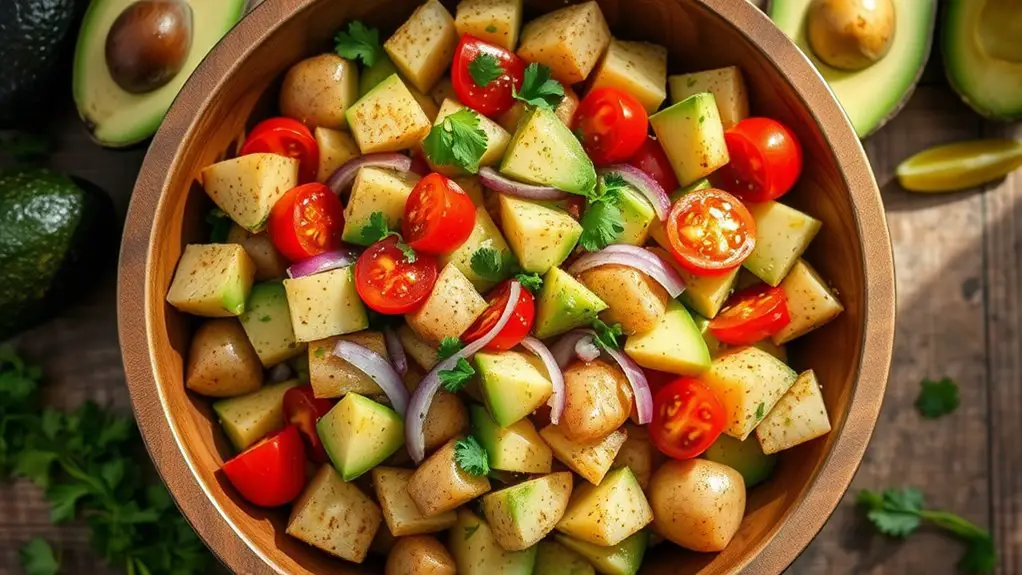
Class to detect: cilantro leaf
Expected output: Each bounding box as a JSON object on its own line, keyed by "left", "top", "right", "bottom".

{"left": 915, "top": 377, "right": 959, "bottom": 419}
{"left": 47, "top": 482, "right": 91, "bottom": 523}
{"left": 468, "top": 53, "right": 504, "bottom": 87}
{"left": 20, "top": 538, "right": 59, "bottom": 575}
{"left": 579, "top": 198, "right": 623, "bottom": 252}
{"left": 396, "top": 240, "right": 418, "bottom": 263}
{"left": 439, "top": 358, "right": 475, "bottom": 392}
{"left": 359, "top": 211, "right": 393, "bottom": 244}
{"left": 422, "top": 109, "right": 488, "bottom": 173}
{"left": 591, "top": 320, "right": 623, "bottom": 351}
{"left": 454, "top": 435, "right": 490, "bottom": 476}
{"left": 470, "top": 247, "right": 516, "bottom": 281}
{"left": 436, "top": 337, "right": 464, "bottom": 361}
{"left": 206, "top": 208, "right": 233, "bottom": 243}
{"left": 463, "top": 523, "right": 481, "bottom": 540}
{"left": 514, "top": 272, "right": 543, "bottom": 293}
{"left": 334, "top": 21, "right": 381, "bottom": 67}
{"left": 755, "top": 402, "right": 766, "bottom": 420}
{"left": 513, "top": 63, "right": 565, "bottom": 109}
{"left": 599, "top": 173, "right": 629, "bottom": 199}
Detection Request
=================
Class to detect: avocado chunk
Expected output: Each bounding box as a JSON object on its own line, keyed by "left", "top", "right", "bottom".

{"left": 239, "top": 282, "right": 305, "bottom": 367}
{"left": 359, "top": 53, "right": 401, "bottom": 97}
{"left": 555, "top": 531, "right": 648, "bottom": 575}
{"left": 944, "top": 0, "right": 1022, "bottom": 120}
{"left": 341, "top": 167, "right": 421, "bottom": 245}
{"left": 743, "top": 200, "right": 821, "bottom": 287}
{"left": 534, "top": 540, "right": 595, "bottom": 575}
{"left": 623, "top": 299, "right": 711, "bottom": 376}
{"left": 0, "top": 169, "right": 117, "bottom": 339}
{"left": 769, "top": 0, "right": 936, "bottom": 137}
{"left": 615, "top": 184, "right": 657, "bottom": 245}
{"left": 471, "top": 405, "right": 553, "bottom": 474}
{"left": 166, "top": 243, "right": 256, "bottom": 317}
{"left": 649, "top": 93, "right": 729, "bottom": 186}
{"left": 449, "top": 508, "right": 537, "bottom": 575}
{"left": 475, "top": 350, "right": 554, "bottom": 427}
{"left": 481, "top": 472, "right": 574, "bottom": 550}
{"left": 212, "top": 379, "right": 301, "bottom": 451}
{"left": 317, "top": 393, "right": 404, "bottom": 481}
{"left": 534, "top": 267, "right": 608, "bottom": 339}
{"left": 556, "top": 467, "right": 653, "bottom": 547}
{"left": 73, "top": 0, "right": 245, "bottom": 147}
{"left": 500, "top": 107, "right": 596, "bottom": 196}
{"left": 702, "top": 434, "right": 778, "bottom": 488}
{"left": 439, "top": 206, "right": 514, "bottom": 292}
{"left": 499, "top": 194, "right": 582, "bottom": 274}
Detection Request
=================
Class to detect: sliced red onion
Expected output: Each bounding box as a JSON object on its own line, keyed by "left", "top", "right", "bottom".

{"left": 569, "top": 245, "right": 685, "bottom": 298}
{"left": 601, "top": 164, "right": 670, "bottom": 221}
{"left": 408, "top": 154, "right": 430, "bottom": 176}
{"left": 326, "top": 153, "right": 413, "bottom": 196}
{"left": 520, "top": 337, "right": 565, "bottom": 425}
{"left": 383, "top": 326, "right": 407, "bottom": 376}
{"left": 574, "top": 337, "right": 601, "bottom": 362}
{"left": 479, "top": 167, "right": 569, "bottom": 201}
{"left": 333, "top": 340, "right": 409, "bottom": 416}
{"left": 550, "top": 329, "right": 589, "bottom": 369}
{"left": 406, "top": 281, "right": 522, "bottom": 463}
{"left": 287, "top": 248, "right": 359, "bottom": 278}
{"left": 267, "top": 363, "right": 292, "bottom": 383}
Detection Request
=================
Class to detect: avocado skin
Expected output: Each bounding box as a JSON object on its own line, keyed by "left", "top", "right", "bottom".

{"left": 0, "top": 169, "right": 118, "bottom": 339}
{"left": 0, "top": 0, "right": 85, "bottom": 127}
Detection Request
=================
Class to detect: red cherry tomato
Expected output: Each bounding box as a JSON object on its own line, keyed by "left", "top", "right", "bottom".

{"left": 709, "top": 285, "right": 791, "bottom": 346}
{"left": 240, "top": 117, "right": 319, "bottom": 183}
{"left": 462, "top": 280, "right": 535, "bottom": 351}
{"left": 403, "top": 173, "right": 477, "bottom": 255}
{"left": 451, "top": 35, "right": 526, "bottom": 117}
{"left": 267, "top": 183, "right": 345, "bottom": 262}
{"left": 665, "top": 188, "right": 756, "bottom": 275}
{"left": 355, "top": 237, "right": 439, "bottom": 314}
{"left": 282, "top": 385, "right": 335, "bottom": 462}
{"left": 221, "top": 425, "right": 306, "bottom": 507}
{"left": 711, "top": 117, "right": 803, "bottom": 202}
{"left": 573, "top": 87, "right": 648, "bottom": 167}
{"left": 627, "top": 136, "right": 679, "bottom": 192}
{"left": 649, "top": 378, "right": 726, "bottom": 460}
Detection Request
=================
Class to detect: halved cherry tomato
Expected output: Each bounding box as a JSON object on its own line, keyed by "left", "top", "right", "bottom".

{"left": 462, "top": 280, "right": 535, "bottom": 351}
{"left": 627, "top": 136, "right": 679, "bottom": 192}
{"left": 282, "top": 385, "right": 335, "bottom": 463}
{"left": 355, "top": 237, "right": 439, "bottom": 314}
{"left": 403, "top": 173, "right": 476, "bottom": 255}
{"left": 451, "top": 35, "right": 526, "bottom": 117}
{"left": 240, "top": 117, "right": 319, "bottom": 183}
{"left": 267, "top": 183, "right": 345, "bottom": 262}
{"left": 709, "top": 284, "right": 791, "bottom": 345}
{"left": 573, "top": 87, "right": 648, "bottom": 166}
{"left": 650, "top": 378, "right": 726, "bottom": 460}
{"left": 665, "top": 188, "right": 756, "bottom": 275}
{"left": 221, "top": 425, "right": 306, "bottom": 507}
{"left": 711, "top": 117, "right": 803, "bottom": 202}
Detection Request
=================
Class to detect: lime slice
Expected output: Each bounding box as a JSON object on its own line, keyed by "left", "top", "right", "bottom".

{"left": 896, "top": 139, "right": 1022, "bottom": 192}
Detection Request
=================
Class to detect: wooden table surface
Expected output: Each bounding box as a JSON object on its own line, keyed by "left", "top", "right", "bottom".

{"left": 1, "top": 25, "right": 1020, "bottom": 575}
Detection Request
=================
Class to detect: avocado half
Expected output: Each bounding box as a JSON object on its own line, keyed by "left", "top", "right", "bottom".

{"left": 72, "top": 0, "right": 246, "bottom": 148}
{"left": 768, "top": 0, "right": 936, "bottom": 138}
{"left": 944, "top": 0, "right": 1022, "bottom": 121}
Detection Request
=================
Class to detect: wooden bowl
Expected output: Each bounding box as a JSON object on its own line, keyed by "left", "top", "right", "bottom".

{"left": 117, "top": 0, "right": 895, "bottom": 573}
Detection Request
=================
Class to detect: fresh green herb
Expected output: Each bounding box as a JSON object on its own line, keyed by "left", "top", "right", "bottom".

{"left": 359, "top": 211, "right": 417, "bottom": 262}
{"left": 0, "top": 132, "right": 52, "bottom": 164}
{"left": 454, "top": 435, "right": 490, "bottom": 476}
{"left": 915, "top": 377, "right": 959, "bottom": 419}
{"left": 422, "top": 109, "right": 488, "bottom": 173}
{"left": 755, "top": 402, "right": 766, "bottom": 420}
{"left": 513, "top": 63, "right": 565, "bottom": 109}
{"left": 206, "top": 208, "right": 233, "bottom": 243}
{"left": 334, "top": 21, "right": 381, "bottom": 67}
{"left": 438, "top": 358, "right": 475, "bottom": 392}
{"left": 591, "top": 320, "right": 623, "bottom": 351}
{"left": 436, "top": 337, "right": 464, "bottom": 361}
{"left": 468, "top": 53, "right": 504, "bottom": 87}
{"left": 485, "top": 24, "right": 498, "bottom": 33}
{"left": 470, "top": 247, "right": 516, "bottom": 281}
{"left": 463, "top": 522, "right": 481, "bottom": 540}
{"left": 578, "top": 174, "right": 626, "bottom": 251}
{"left": 0, "top": 346, "right": 211, "bottom": 575}
{"left": 514, "top": 273, "right": 543, "bottom": 294}
{"left": 313, "top": 347, "right": 327, "bottom": 359}
{"left": 858, "top": 487, "right": 995, "bottom": 573}
{"left": 20, "top": 538, "right": 59, "bottom": 575}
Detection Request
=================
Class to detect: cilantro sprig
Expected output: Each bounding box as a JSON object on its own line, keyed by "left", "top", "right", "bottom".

{"left": 436, "top": 337, "right": 464, "bottom": 361}
{"left": 578, "top": 174, "right": 627, "bottom": 252}
{"left": 915, "top": 377, "right": 959, "bottom": 419}
{"left": 513, "top": 63, "right": 565, "bottom": 109}
{"left": 206, "top": 207, "right": 233, "bottom": 243}
{"left": 470, "top": 247, "right": 516, "bottom": 282}
{"left": 591, "top": 319, "right": 623, "bottom": 351}
{"left": 468, "top": 53, "right": 504, "bottom": 88}
{"left": 514, "top": 272, "right": 543, "bottom": 294}
{"left": 858, "top": 487, "right": 995, "bottom": 573}
{"left": 334, "top": 21, "right": 382, "bottom": 67}
{"left": 359, "top": 211, "right": 417, "bottom": 262}
{"left": 439, "top": 358, "right": 475, "bottom": 392}
{"left": 422, "top": 108, "right": 489, "bottom": 174}
{"left": 454, "top": 435, "right": 490, "bottom": 476}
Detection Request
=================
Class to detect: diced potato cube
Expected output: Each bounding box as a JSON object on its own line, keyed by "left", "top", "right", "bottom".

{"left": 280, "top": 54, "right": 358, "bottom": 130}
{"left": 287, "top": 464, "right": 382, "bottom": 563}
{"left": 756, "top": 370, "right": 831, "bottom": 454}
{"left": 649, "top": 247, "right": 738, "bottom": 319}
{"left": 576, "top": 264, "right": 669, "bottom": 335}
{"left": 346, "top": 74, "right": 432, "bottom": 153}
{"left": 283, "top": 266, "right": 368, "bottom": 342}
{"left": 406, "top": 263, "right": 488, "bottom": 344}
{"left": 373, "top": 467, "right": 457, "bottom": 536}
{"left": 397, "top": 323, "right": 439, "bottom": 371}
{"left": 453, "top": 176, "right": 485, "bottom": 205}
{"left": 540, "top": 425, "right": 627, "bottom": 485}
{"left": 589, "top": 39, "right": 667, "bottom": 113}
{"left": 410, "top": 86, "right": 441, "bottom": 122}
{"left": 408, "top": 437, "right": 492, "bottom": 517}
{"left": 700, "top": 346, "right": 798, "bottom": 440}
{"left": 384, "top": 0, "right": 459, "bottom": 92}
{"left": 668, "top": 66, "right": 749, "bottom": 129}
{"left": 167, "top": 244, "right": 255, "bottom": 317}
{"left": 430, "top": 76, "right": 458, "bottom": 106}
{"left": 425, "top": 100, "right": 511, "bottom": 176}
{"left": 772, "top": 259, "right": 844, "bottom": 344}
{"left": 308, "top": 331, "right": 389, "bottom": 398}
{"left": 611, "top": 425, "right": 659, "bottom": 490}
{"left": 516, "top": 1, "right": 610, "bottom": 84}
{"left": 314, "top": 127, "right": 359, "bottom": 183}
{"left": 743, "top": 201, "right": 822, "bottom": 287}
{"left": 341, "top": 166, "right": 421, "bottom": 245}
{"left": 482, "top": 472, "right": 574, "bottom": 550}
{"left": 440, "top": 206, "right": 512, "bottom": 292}
{"left": 239, "top": 233, "right": 289, "bottom": 282}
{"left": 419, "top": 390, "right": 470, "bottom": 456}
{"left": 556, "top": 467, "right": 653, "bottom": 546}
{"left": 455, "top": 0, "right": 523, "bottom": 50}
{"left": 200, "top": 153, "right": 298, "bottom": 232}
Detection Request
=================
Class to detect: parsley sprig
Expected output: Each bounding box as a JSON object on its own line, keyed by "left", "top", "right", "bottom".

{"left": 514, "top": 273, "right": 543, "bottom": 294}
{"left": 359, "top": 211, "right": 417, "bottom": 262}
{"left": 591, "top": 319, "right": 623, "bottom": 351}
{"left": 436, "top": 337, "right": 464, "bottom": 361}
{"left": 439, "top": 358, "right": 475, "bottom": 392}
{"left": 858, "top": 487, "right": 995, "bottom": 573}
{"left": 454, "top": 435, "right": 490, "bottom": 476}
{"left": 513, "top": 63, "right": 565, "bottom": 109}
{"left": 422, "top": 109, "right": 489, "bottom": 174}
{"left": 334, "top": 21, "right": 382, "bottom": 67}
{"left": 578, "top": 174, "right": 627, "bottom": 252}
{"left": 470, "top": 247, "right": 516, "bottom": 282}
{"left": 915, "top": 377, "right": 959, "bottom": 419}
{"left": 468, "top": 53, "right": 504, "bottom": 88}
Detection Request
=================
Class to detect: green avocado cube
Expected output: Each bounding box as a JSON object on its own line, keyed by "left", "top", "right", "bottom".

{"left": 499, "top": 194, "right": 582, "bottom": 274}
{"left": 534, "top": 267, "right": 608, "bottom": 339}
{"left": 742, "top": 201, "right": 822, "bottom": 287}
{"left": 317, "top": 393, "right": 404, "bottom": 481}
{"left": 239, "top": 281, "right": 305, "bottom": 367}
{"left": 555, "top": 531, "right": 648, "bottom": 575}
{"left": 471, "top": 405, "right": 552, "bottom": 473}
{"left": 213, "top": 380, "right": 300, "bottom": 451}
{"left": 534, "top": 540, "right": 595, "bottom": 575}
{"left": 615, "top": 184, "right": 657, "bottom": 246}
{"left": 476, "top": 350, "right": 553, "bottom": 427}
{"left": 500, "top": 107, "right": 596, "bottom": 196}
{"left": 649, "top": 92, "right": 729, "bottom": 186}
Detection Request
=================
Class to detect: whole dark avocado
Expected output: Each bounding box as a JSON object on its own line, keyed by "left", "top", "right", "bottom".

{"left": 0, "top": 169, "right": 117, "bottom": 339}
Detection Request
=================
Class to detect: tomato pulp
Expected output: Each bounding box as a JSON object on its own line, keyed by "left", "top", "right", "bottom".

{"left": 462, "top": 280, "right": 535, "bottom": 351}
{"left": 665, "top": 188, "right": 756, "bottom": 275}
{"left": 355, "top": 237, "right": 439, "bottom": 314}
{"left": 282, "top": 385, "right": 335, "bottom": 462}
{"left": 627, "top": 136, "right": 679, "bottom": 192}
{"left": 709, "top": 284, "right": 791, "bottom": 345}
{"left": 240, "top": 117, "right": 319, "bottom": 183}
{"left": 221, "top": 425, "right": 306, "bottom": 507}
{"left": 573, "top": 87, "right": 648, "bottom": 166}
{"left": 712, "top": 117, "right": 803, "bottom": 202}
{"left": 451, "top": 35, "right": 526, "bottom": 117}
{"left": 267, "top": 182, "right": 345, "bottom": 262}
{"left": 649, "top": 378, "right": 726, "bottom": 459}
{"left": 403, "top": 173, "right": 476, "bottom": 255}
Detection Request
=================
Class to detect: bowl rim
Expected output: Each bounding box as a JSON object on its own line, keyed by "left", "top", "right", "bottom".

{"left": 117, "top": 0, "right": 896, "bottom": 573}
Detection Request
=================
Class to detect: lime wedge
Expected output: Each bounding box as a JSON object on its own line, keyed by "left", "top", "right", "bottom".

{"left": 896, "top": 139, "right": 1022, "bottom": 192}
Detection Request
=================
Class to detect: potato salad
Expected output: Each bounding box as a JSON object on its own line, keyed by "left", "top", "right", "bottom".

{"left": 165, "top": 1, "right": 844, "bottom": 572}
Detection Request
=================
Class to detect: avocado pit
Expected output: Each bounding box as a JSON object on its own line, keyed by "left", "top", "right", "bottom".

{"left": 806, "top": 0, "right": 896, "bottom": 71}
{"left": 105, "top": 0, "right": 193, "bottom": 94}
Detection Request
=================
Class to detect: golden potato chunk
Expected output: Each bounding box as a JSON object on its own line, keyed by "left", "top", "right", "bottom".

{"left": 384, "top": 0, "right": 459, "bottom": 92}
{"left": 516, "top": 1, "right": 610, "bottom": 84}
